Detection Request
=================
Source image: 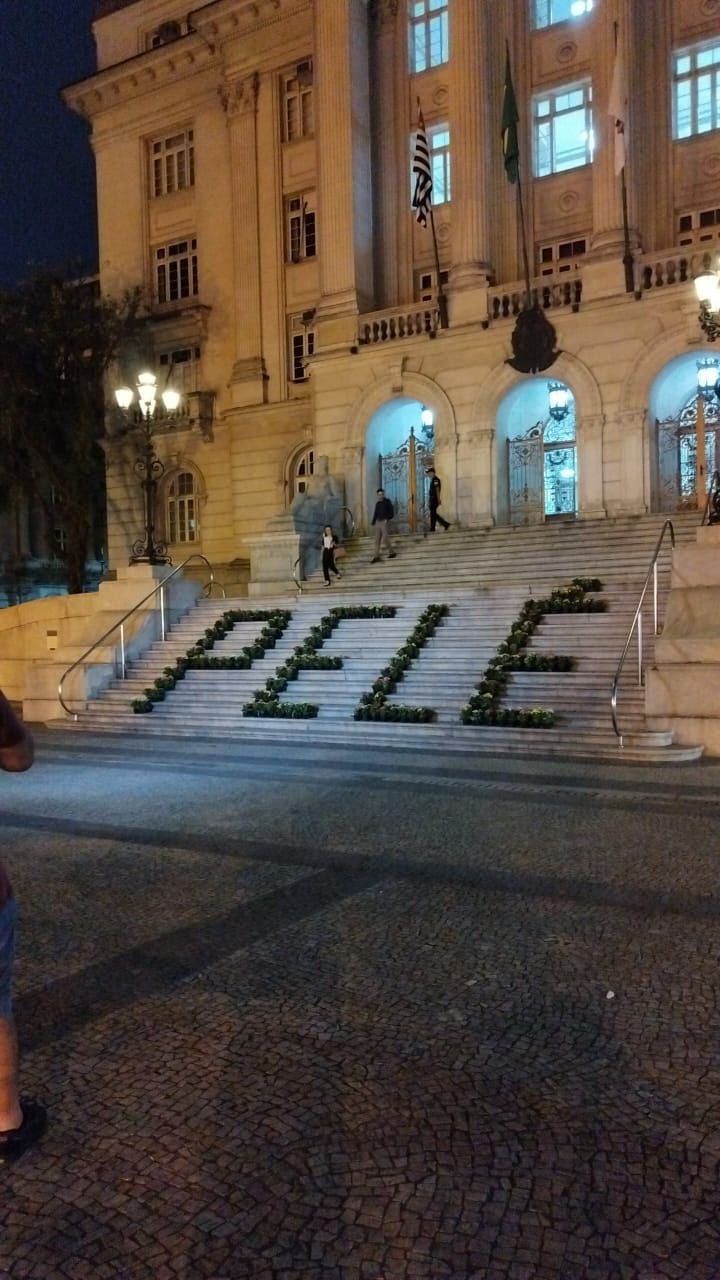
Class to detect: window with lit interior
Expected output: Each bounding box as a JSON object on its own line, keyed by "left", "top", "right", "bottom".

{"left": 410, "top": 124, "right": 451, "bottom": 208}
{"left": 673, "top": 42, "right": 720, "bottom": 139}
{"left": 533, "top": 83, "right": 593, "bottom": 176}
{"left": 532, "top": 0, "right": 593, "bottom": 29}
{"left": 409, "top": 0, "right": 449, "bottom": 74}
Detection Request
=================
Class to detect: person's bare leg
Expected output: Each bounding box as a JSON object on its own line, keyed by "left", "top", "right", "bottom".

{"left": 0, "top": 1015, "right": 22, "bottom": 1132}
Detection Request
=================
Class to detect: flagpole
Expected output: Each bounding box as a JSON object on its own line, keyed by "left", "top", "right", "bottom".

{"left": 620, "top": 168, "right": 634, "bottom": 294}
{"left": 413, "top": 97, "right": 448, "bottom": 330}
{"left": 612, "top": 22, "right": 634, "bottom": 295}
{"left": 501, "top": 43, "right": 559, "bottom": 374}
{"left": 428, "top": 205, "right": 449, "bottom": 329}
{"left": 515, "top": 171, "right": 533, "bottom": 306}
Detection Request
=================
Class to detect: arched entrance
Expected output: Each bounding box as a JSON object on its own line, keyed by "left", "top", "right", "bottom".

{"left": 498, "top": 379, "right": 577, "bottom": 526}
{"left": 652, "top": 354, "right": 720, "bottom": 510}
{"left": 365, "top": 399, "right": 435, "bottom": 533}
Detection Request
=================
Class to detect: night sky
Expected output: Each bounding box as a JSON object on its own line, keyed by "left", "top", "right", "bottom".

{"left": 0, "top": 0, "right": 99, "bottom": 286}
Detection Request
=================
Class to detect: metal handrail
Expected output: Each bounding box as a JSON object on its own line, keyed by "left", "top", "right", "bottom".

{"left": 610, "top": 520, "right": 675, "bottom": 745}
{"left": 702, "top": 470, "right": 720, "bottom": 525}
{"left": 292, "top": 507, "right": 356, "bottom": 594}
{"left": 58, "top": 554, "right": 225, "bottom": 719}
{"left": 340, "top": 506, "right": 356, "bottom": 539}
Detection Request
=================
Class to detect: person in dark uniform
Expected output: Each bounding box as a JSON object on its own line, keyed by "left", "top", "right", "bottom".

{"left": 426, "top": 468, "right": 450, "bottom": 531}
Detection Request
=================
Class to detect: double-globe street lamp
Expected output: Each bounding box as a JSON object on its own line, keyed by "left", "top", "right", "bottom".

{"left": 115, "top": 370, "right": 180, "bottom": 565}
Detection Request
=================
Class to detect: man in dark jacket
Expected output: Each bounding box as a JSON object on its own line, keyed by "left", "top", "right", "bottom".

{"left": 426, "top": 468, "right": 450, "bottom": 531}
{"left": 370, "top": 488, "right": 397, "bottom": 563}
{"left": 0, "top": 691, "right": 47, "bottom": 1164}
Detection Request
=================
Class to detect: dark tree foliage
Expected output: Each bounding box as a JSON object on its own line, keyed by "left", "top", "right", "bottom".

{"left": 0, "top": 267, "right": 145, "bottom": 595}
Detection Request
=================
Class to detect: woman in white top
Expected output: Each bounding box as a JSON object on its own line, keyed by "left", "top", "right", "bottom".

{"left": 321, "top": 525, "right": 342, "bottom": 585}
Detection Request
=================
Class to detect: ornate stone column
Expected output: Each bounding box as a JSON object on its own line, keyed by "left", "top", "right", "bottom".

{"left": 458, "top": 427, "right": 496, "bottom": 528}
{"left": 586, "top": 0, "right": 639, "bottom": 294}
{"left": 315, "top": 0, "right": 374, "bottom": 347}
{"left": 371, "top": 0, "right": 401, "bottom": 309}
{"left": 449, "top": 0, "right": 492, "bottom": 317}
{"left": 605, "top": 409, "right": 647, "bottom": 516}
{"left": 576, "top": 413, "right": 607, "bottom": 520}
{"left": 220, "top": 73, "right": 267, "bottom": 407}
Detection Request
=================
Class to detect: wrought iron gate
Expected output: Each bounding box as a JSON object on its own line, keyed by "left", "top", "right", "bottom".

{"left": 657, "top": 400, "right": 720, "bottom": 512}
{"left": 508, "top": 415, "right": 578, "bottom": 525}
{"left": 380, "top": 428, "right": 433, "bottom": 533}
{"left": 508, "top": 427, "right": 544, "bottom": 525}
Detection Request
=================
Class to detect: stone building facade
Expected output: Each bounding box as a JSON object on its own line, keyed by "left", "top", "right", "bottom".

{"left": 63, "top": 0, "right": 720, "bottom": 584}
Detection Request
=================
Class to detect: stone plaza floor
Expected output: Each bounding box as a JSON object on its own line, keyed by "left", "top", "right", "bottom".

{"left": 1, "top": 729, "right": 720, "bottom": 1279}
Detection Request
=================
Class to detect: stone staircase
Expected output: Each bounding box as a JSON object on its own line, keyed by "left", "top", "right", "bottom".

{"left": 54, "top": 513, "right": 704, "bottom": 762}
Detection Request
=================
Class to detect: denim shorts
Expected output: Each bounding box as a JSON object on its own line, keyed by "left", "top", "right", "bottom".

{"left": 0, "top": 896, "right": 17, "bottom": 1019}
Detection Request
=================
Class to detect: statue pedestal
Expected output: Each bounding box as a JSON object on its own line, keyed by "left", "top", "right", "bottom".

{"left": 646, "top": 525, "right": 720, "bottom": 753}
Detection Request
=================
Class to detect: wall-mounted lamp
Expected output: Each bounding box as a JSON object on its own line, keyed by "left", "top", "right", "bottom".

{"left": 548, "top": 382, "right": 570, "bottom": 422}
{"left": 420, "top": 405, "right": 434, "bottom": 429}
{"left": 694, "top": 265, "right": 720, "bottom": 342}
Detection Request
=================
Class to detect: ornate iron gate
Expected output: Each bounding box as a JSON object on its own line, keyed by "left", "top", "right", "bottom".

{"left": 508, "top": 415, "right": 577, "bottom": 525}
{"left": 508, "top": 426, "right": 544, "bottom": 525}
{"left": 380, "top": 428, "right": 433, "bottom": 533}
{"left": 657, "top": 399, "right": 720, "bottom": 512}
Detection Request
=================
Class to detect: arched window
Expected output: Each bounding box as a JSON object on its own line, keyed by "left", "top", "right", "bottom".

{"left": 167, "top": 471, "right": 198, "bottom": 544}
{"left": 287, "top": 446, "right": 314, "bottom": 504}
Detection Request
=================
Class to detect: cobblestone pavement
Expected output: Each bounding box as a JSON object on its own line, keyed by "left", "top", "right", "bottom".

{"left": 1, "top": 730, "right": 720, "bottom": 1280}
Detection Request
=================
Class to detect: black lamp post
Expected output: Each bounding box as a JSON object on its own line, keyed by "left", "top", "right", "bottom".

{"left": 115, "top": 371, "right": 180, "bottom": 565}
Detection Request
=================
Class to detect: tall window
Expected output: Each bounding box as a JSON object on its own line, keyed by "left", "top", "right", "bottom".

{"left": 154, "top": 238, "right": 198, "bottom": 304}
{"left": 430, "top": 126, "right": 451, "bottom": 203}
{"left": 410, "top": 125, "right": 451, "bottom": 208}
{"left": 289, "top": 316, "right": 315, "bottom": 383}
{"left": 532, "top": 0, "right": 593, "bottom": 28}
{"left": 674, "top": 43, "right": 720, "bottom": 139}
{"left": 151, "top": 130, "right": 194, "bottom": 197}
{"left": 282, "top": 63, "right": 314, "bottom": 141}
{"left": 409, "top": 0, "right": 449, "bottom": 74}
{"left": 167, "top": 472, "right": 198, "bottom": 544}
{"left": 158, "top": 347, "right": 201, "bottom": 395}
{"left": 533, "top": 83, "right": 593, "bottom": 176}
{"left": 286, "top": 195, "right": 316, "bottom": 262}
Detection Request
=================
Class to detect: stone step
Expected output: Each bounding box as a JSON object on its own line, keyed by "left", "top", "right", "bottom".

{"left": 55, "top": 513, "right": 703, "bottom": 763}
{"left": 53, "top": 714, "right": 703, "bottom": 764}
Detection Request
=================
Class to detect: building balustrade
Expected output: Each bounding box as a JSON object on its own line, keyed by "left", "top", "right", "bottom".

{"left": 487, "top": 277, "right": 583, "bottom": 323}
{"left": 358, "top": 306, "right": 440, "bottom": 345}
{"left": 635, "top": 246, "right": 716, "bottom": 294}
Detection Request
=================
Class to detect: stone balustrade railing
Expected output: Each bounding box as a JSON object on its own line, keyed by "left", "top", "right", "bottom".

{"left": 634, "top": 245, "right": 718, "bottom": 293}
{"left": 358, "top": 306, "right": 440, "bottom": 345}
{"left": 352, "top": 246, "right": 720, "bottom": 346}
{"left": 487, "top": 276, "right": 583, "bottom": 322}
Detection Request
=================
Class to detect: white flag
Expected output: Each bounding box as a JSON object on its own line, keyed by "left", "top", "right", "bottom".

{"left": 412, "top": 105, "right": 433, "bottom": 227}
{"left": 608, "top": 32, "right": 627, "bottom": 176}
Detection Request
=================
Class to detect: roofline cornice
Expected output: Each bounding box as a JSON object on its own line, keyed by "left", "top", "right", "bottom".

{"left": 65, "top": 0, "right": 309, "bottom": 119}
